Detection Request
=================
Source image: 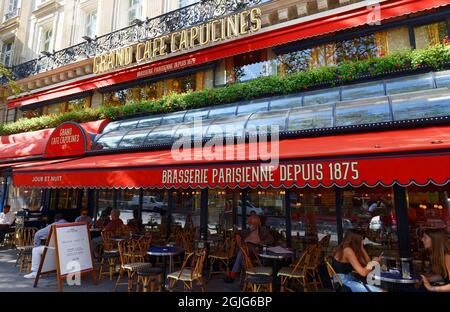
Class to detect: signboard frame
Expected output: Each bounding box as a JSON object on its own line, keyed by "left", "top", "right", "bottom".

{"left": 33, "top": 222, "right": 97, "bottom": 291}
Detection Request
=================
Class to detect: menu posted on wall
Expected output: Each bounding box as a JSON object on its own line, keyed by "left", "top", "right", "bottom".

{"left": 55, "top": 223, "right": 94, "bottom": 276}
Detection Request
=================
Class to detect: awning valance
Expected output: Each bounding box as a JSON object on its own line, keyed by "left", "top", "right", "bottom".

{"left": 12, "top": 126, "right": 450, "bottom": 189}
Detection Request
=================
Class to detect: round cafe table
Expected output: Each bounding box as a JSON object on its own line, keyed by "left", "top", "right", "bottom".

{"left": 373, "top": 270, "right": 421, "bottom": 292}
{"left": 147, "top": 246, "right": 184, "bottom": 290}
{"left": 258, "top": 249, "right": 294, "bottom": 292}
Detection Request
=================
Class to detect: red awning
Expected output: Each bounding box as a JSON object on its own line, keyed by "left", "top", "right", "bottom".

{"left": 12, "top": 126, "right": 450, "bottom": 189}
{"left": 8, "top": 0, "right": 449, "bottom": 109}
{"left": 0, "top": 120, "right": 108, "bottom": 162}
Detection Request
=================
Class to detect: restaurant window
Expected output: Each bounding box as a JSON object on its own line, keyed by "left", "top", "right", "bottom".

{"left": 414, "top": 21, "right": 448, "bottom": 50}
{"left": 208, "top": 189, "right": 240, "bottom": 236}
{"left": 279, "top": 27, "right": 410, "bottom": 75}
{"left": 406, "top": 185, "right": 450, "bottom": 273}
{"left": 22, "top": 97, "right": 91, "bottom": 119}
{"left": 4, "top": 0, "right": 19, "bottom": 21}
{"left": 97, "top": 189, "right": 115, "bottom": 218}
{"left": 140, "top": 189, "right": 169, "bottom": 226}
{"left": 102, "top": 71, "right": 210, "bottom": 106}
{"left": 172, "top": 189, "right": 201, "bottom": 231}
{"left": 116, "top": 189, "right": 140, "bottom": 224}
{"left": 217, "top": 49, "right": 278, "bottom": 85}
{"left": 246, "top": 188, "right": 286, "bottom": 241}
{"left": 290, "top": 188, "right": 337, "bottom": 254}
{"left": 341, "top": 186, "right": 398, "bottom": 258}
{"left": 8, "top": 186, "right": 42, "bottom": 212}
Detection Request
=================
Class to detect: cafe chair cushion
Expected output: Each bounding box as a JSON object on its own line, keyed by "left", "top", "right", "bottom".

{"left": 136, "top": 267, "right": 162, "bottom": 276}
{"left": 167, "top": 269, "right": 201, "bottom": 282}
{"left": 246, "top": 274, "right": 273, "bottom": 285}
{"left": 246, "top": 266, "right": 272, "bottom": 276}
{"left": 123, "top": 262, "right": 152, "bottom": 271}
{"left": 277, "top": 267, "right": 305, "bottom": 278}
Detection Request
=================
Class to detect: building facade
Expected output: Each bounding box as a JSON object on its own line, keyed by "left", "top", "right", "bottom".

{"left": 1, "top": 0, "right": 450, "bottom": 270}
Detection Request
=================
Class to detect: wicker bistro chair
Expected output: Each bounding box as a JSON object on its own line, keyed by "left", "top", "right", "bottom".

{"left": 277, "top": 246, "right": 313, "bottom": 292}
{"left": 318, "top": 234, "right": 331, "bottom": 264}
{"left": 15, "top": 227, "right": 38, "bottom": 273}
{"left": 305, "top": 244, "right": 323, "bottom": 291}
{"left": 325, "top": 258, "right": 346, "bottom": 291}
{"left": 167, "top": 248, "right": 207, "bottom": 292}
{"left": 98, "top": 231, "right": 120, "bottom": 281}
{"left": 208, "top": 237, "right": 237, "bottom": 278}
{"left": 240, "top": 242, "right": 272, "bottom": 291}
{"left": 114, "top": 239, "right": 153, "bottom": 292}
{"left": 136, "top": 266, "right": 163, "bottom": 292}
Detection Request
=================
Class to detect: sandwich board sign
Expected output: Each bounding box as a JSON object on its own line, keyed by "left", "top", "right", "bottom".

{"left": 34, "top": 222, "right": 97, "bottom": 291}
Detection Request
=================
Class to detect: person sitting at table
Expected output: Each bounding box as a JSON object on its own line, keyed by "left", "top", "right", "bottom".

{"left": 224, "top": 214, "right": 274, "bottom": 283}
{"left": 92, "top": 209, "right": 125, "bottom": 257}
{"left": 24, "top": 213, "right": 69, "bottom": 279}
{"left": 420, "top": 228, "right": 450, "bottom": 292}
{"left": 75, "top": 209, "right": 93, "bottom": 225}
{"left": 332, "top": 229, "right": 383, "bottom": 292}
{"left": 127, "top": 209, "right": 143, "bottom": 234}
{"left": 94, "top": 209, "right": 111, "bottom": 229}
{"left": 0, "top": 205, "right": 15, "bottom": 243}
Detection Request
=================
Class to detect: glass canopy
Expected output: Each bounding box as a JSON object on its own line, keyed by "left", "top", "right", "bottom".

{"left": 95, "top": 70, "right": 450, "bottom": 150}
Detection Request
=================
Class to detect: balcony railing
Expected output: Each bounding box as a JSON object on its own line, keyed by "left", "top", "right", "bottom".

{"left": 4, "top": 0, "right": 267, "bottom": 82}
{"left": 3, "top": 8, "right": 20, "bottom": 22}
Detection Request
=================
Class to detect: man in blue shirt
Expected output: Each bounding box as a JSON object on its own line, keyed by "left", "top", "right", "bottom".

{"left": 75, "top": 209, "right": 93, "bottom": 226}
{"left": 24, "top": 213, "right": 68, "bottom": 279}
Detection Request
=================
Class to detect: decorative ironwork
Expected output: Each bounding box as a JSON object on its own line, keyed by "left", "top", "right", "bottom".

{"left": 8, "top": 0, "right": 267, "bottom": 81}
{"left": 4, "top": 8, "right": 20, "bottom": 22}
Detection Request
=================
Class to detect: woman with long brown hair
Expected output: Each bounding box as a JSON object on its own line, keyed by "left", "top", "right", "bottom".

{"left": 332, "top": 230, "right": 383, "bottom": 292}
{"left": 420, "top": 228, "right": 450, "bottom": 292}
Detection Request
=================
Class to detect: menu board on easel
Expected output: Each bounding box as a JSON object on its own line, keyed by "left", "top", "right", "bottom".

{"left": 34, "top": 222, "right": 97, "bottom": 291}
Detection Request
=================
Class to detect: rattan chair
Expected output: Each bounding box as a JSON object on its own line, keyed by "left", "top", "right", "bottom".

{"left": 208, "top": 237, "right": 236, "bottom": 278}
{"left": 167, "top": 248, "right": 207, "bottom": 292}
{"left": 325, "top": 257, "right": 346, "bottom": 291}
{"left": 15, "top": 227, "right": 38, "bottom": 273}
{"left": 240, "top": 242, "right": 272, "bottom": 291}
{"left": 98, "top": 231, "right": 119, "bottom": 281}
{"left": 277, "top": 246, "right": 313, "bottom": 292}
{"left": 114, "top": 239, "right": 153, "bottom": 292}
{"left": 305, "top": 244, "right": 323, "bottom": 291}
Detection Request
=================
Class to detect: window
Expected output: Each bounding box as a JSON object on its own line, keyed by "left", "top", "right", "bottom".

{"left": 179, "top": 0, "right": 197, "bottom": 8}
{"left": 1, "top": 41, "right": 13, "bottom": 67}
{"left": 414, "top": 21, "right": 448, "bottom": 49}
{"left": 8, "top": 186, "right": 42, "bottom": 212}
{"left": 128, "top": 0, "right": 142, "bottom": 25}
{"left": 22, "top": 97, "right": 91, "bottom": 119}
{"left": 4, "top": 0, "right": 19, "bottom": 20}
{"left": 85, "top": 10, "right": 97, "bottom": 38}
{"left": 42, "top": 28, "right": 53, "bottom": 52}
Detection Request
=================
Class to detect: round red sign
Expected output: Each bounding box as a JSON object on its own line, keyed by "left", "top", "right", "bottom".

{"left": 44, "top": 122, "right": 91, "bottom": 158}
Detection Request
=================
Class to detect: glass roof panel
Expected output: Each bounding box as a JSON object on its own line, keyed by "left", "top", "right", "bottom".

{"left": 269, "top": 94, "right": 302, "bottom": 110}
{"left": 160, "top": 111, "right": 187, "bottom": 125}
{"left": 118, "top": 119, "right": 140, "bottom": 130}
{"left": 245, "top": 110, "right": 289, "bottom": 135}
{"left": 137, "top": 116, "right": 162, "bottom": 128}
{"left": 183, "top": 108, "right": 210, "bottom": 122}
{"left": 288, "top": 104, "right": 334, "bottom": 131}
{"left": 174, "top": 119, "right": 214, "bottom": 141}
{"left": 341, "top": 81, "right": 385, "bottom": 101}
{"left": 237, "top": 99, "right": 269, "bottom": 115}
{"left": 335, "top": 96, "right": 391, "bottom": 126}
{"left": 205, "top": 115, "right": 249, "bottom": 138}
{"left": 434, "top": 70, "right": 450, "bottom": 88}
{"left": 144, "top": 124, "right": 180, "bottom": 146}
{"left": 207, "top": 103, "right": 237, "bottom": 119}
{"left": 102, "top": 122, "right": 121, "bottom": 133}
{"left": 118, "top": 128, "right": 152, "bottom": 148}
{"left": 391, "top": 88, "right": 450, "bottom": 121}
{"left": 95, "top": 130, "right": 129, "bottom": 149}
{"left": 386, "top": 73, "right": 434, "bottom": 95}
{"left": 303, "top": 88, "right": 340, "bottom": 106}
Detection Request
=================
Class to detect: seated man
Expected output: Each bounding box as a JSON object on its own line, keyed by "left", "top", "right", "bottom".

{"left": 0, "top": 205, "right": 15, "bottom": 243}
{"left": 127, "top": 209, "right": 143, "bottom": 234}
{"left": 91, "top": 209, "right": 124, "bottom": 258}
{"left": 24, "top": 213, "right": 68, "bottom": 279}
{"left": 75, "top": 209, "right": 93, "bottom": 225}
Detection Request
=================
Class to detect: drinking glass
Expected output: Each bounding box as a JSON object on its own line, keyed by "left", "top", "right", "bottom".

{"left": 402, "top": 261, "right": 411, "bottom": 279}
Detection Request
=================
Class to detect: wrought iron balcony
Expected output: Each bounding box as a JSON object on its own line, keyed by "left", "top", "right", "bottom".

{"left": 6, "top": 0, "right": 267, "bottom": 82}
{"left": 3, "top": 8, "right": 20, "bottom": 22}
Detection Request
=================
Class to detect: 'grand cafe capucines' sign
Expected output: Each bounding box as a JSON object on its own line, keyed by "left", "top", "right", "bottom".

{"left": 93, "top": 8, "right": 262, "bottom": 75}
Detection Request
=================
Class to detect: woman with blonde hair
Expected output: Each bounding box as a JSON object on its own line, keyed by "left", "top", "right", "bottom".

{"left": 420, "top": 228, "right": 450, "bottom": 292}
